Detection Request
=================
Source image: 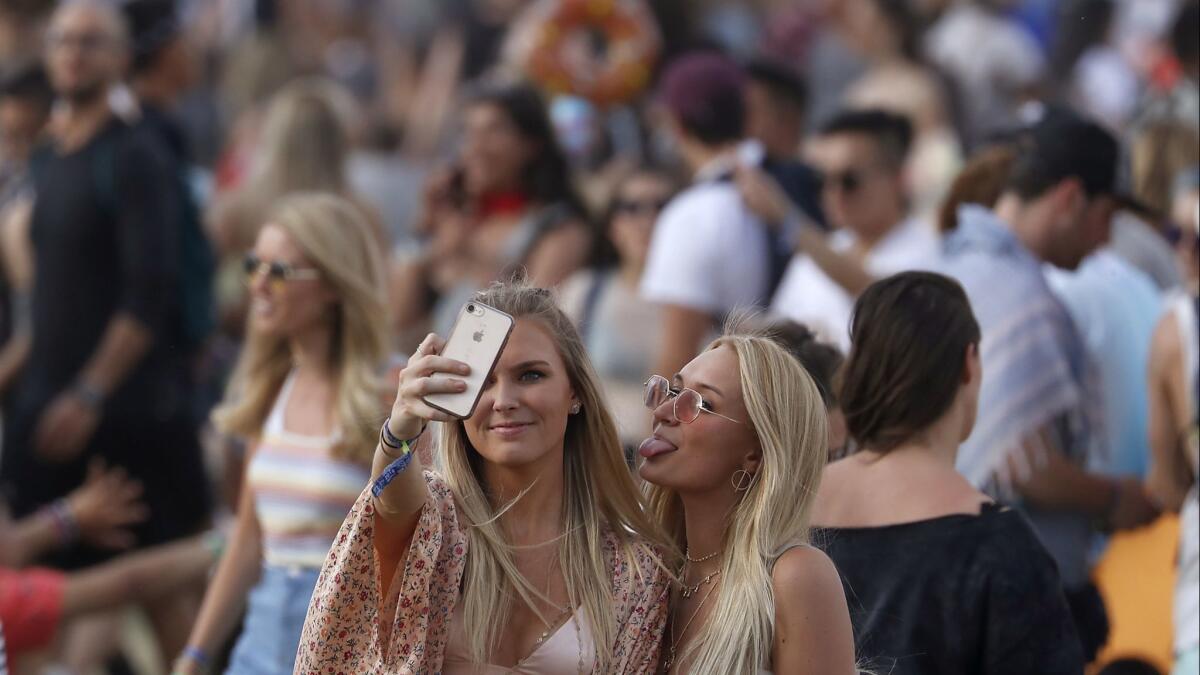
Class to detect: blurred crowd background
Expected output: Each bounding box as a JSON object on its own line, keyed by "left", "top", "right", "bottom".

{"left": 0, "top": 0, "right": 1197, "bottom": 673}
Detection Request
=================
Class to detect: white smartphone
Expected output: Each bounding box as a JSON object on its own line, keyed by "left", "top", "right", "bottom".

{"left": 423, "top": 301, "right": 515, "bottom": 419}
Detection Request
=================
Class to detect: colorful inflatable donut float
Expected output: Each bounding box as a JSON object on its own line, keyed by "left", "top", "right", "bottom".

{"left": 519, "top": 0, "right": 661, "bottom": 107}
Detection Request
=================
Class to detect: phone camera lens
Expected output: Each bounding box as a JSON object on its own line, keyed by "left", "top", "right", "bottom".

{"left": 467, "top": 303, "right": 476, "bottom": 314}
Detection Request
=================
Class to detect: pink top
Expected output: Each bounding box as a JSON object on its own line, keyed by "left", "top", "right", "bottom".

{"left": 442, "top": 601, "right": 596, "bottom": 674}
{"left": 295, "top": 471, "right": 669, "bottom": 674}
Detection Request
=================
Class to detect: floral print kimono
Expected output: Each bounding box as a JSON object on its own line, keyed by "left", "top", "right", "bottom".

{"left": 295, "top": 472, "right": 670, "bottom": 674}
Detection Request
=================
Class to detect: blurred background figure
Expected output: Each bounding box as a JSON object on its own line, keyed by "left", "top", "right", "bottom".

{"left": 0, "top": 0, "right": 1195, "bottom": 671}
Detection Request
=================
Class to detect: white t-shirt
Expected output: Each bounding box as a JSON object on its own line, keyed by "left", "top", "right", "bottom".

{"left": 770, "top": 218, "right": 940, "bottom": 351}
{"left": 640, "top": 156, "right": 771, "bottom": 316}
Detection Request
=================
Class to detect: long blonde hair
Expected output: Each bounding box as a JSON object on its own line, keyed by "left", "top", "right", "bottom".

{"left": 212, "top": 192, "right": 389, "bottom": 464}
{"left": 253, "top": 77, "right": 356, "bottom": 198}
{"left": 219, "top": 78, "right": 358, "bottom": 251}
{"left": 439, "top": 282, "right": 669, "bottom": 671}
{"left": 645, "top": 331, "right": 829, "bottom": 674}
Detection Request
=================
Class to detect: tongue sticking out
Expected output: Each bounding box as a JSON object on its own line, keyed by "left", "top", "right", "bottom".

{"left": 638, "top": 436, "right": 678, "bottom": 459}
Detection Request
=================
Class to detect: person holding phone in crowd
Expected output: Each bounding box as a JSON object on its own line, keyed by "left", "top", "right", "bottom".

{"left": 298, "top": 282, "right": 671, "bottom": 674}
{"left": 173, "top": 193, "right": 390, "bottom": 675}
{"left": 390, "top": 84, "right": 593, "bottom": 343}
{"left": 637, "top": 328, "right": 856, "bottom": 674}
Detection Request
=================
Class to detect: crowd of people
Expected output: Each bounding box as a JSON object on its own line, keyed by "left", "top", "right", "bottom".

{"left": 0, "top": 0, "right": 1197, "bottom": 673}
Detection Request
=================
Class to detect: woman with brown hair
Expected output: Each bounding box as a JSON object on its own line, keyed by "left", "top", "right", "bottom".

{"left": 812, "top": 271, "right": 1083, "bottom": 674}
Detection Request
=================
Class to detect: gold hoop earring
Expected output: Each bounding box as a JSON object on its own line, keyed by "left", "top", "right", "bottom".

{"left": 731, "top": 469, "right": 754, "bottom": 492}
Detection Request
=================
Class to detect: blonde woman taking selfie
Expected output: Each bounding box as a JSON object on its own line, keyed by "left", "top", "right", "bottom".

{"left": 297, "top": 282, "right": 671, "bottom": 674}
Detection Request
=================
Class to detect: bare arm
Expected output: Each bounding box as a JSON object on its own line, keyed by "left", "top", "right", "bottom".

{"left": 736, "top": 165, "right": 875, "bottom": 296}
{"left": 63, "top": 532, "right": 219, "bottom": 617}
{"left": 1011, "top": 427, "right": 1158, "bottom": 530}
{"left": 177, "top": 454, "right": 264, "bottom": 670}
{"left": 75, "top": 314, "right": 153, "bottom": 396}
{"left": 0, "top": 197, "right": 33, "bottom": 393}
{"left": 374, "top": 334, "right": 472, "bottom": 598}
{"left": 1, "top": 461, "right": 147, "bottom": 567}
{"left": 771, "top": 546, "right": 857, "bottom": 674}
{"left": 1145, "top": 314, "right": 1193, "bottom": 511}
{"left": 524, "top": 219, "right": 592, "bottom": 287}
{"left": 652, "top": 304, "right": 713, "bottom": 380}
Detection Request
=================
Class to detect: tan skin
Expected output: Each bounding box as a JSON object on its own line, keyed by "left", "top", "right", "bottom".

{"left": 177, "top": 224, "right": 341, "bottom": 674}
{"left": 639, "top": 346, "right": 856, "bottom": 674}
{"left": 376, "top": 319, "right": 583, "bottom": 666}
{"left": 813, "top": 346, "right": 990, "bottom": 529}
{"left": 609, "top": 172, "right": 674, "bottom": 287}
{"left": 1145, "top": 221, "right": 1199, "bottom": 512}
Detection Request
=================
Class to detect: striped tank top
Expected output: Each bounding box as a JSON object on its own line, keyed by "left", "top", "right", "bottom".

{"left": 247, "top": 371, "right": 371, "bottom": 569}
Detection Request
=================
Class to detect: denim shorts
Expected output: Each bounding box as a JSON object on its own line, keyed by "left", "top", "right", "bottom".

{"left": 226, "top": 564, "right": 321, "bottom": 675}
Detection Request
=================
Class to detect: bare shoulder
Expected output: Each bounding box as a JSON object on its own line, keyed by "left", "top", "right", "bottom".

{"left": 770, "top": 546, "right": 856, "bottom": 674}
{"left": 771, "top": 545, "right": 845, "bottom": 607}
{"left": 811, "top": 458, "right": 857, "bottom": 523}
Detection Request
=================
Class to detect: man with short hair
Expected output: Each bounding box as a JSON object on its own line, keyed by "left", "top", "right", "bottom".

{"left": 641, "top": 52, "right": 777, "bottom": 377}
{"left": 0, "top": 0, "right": 210, "bottom": 656}
{"left": 941, "top": 108, "right": 1159, "bottom": 661}
{"left": 769, "top": 109, "right": 939, "bottom": 351}
{"left": 743, "top": 58, "right": 824, "bottom": 228}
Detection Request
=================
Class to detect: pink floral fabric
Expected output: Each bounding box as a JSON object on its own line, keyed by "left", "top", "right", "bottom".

{"left": 296, "top": 471, "right": 670, "bottom": 674}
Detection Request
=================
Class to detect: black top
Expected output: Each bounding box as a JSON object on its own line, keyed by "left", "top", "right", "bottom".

{"left": 21, "top": 116, "right": 185, "bottom": 420}
{"left": 814, "top": 503, "right": 1084, "bottom": 675}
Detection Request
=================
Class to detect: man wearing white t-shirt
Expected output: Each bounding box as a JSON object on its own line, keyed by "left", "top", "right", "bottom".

{"left": 771, "top": 110, "right": 939, "bottom": 351}
{"left": 640, "top": 53, "right": 778, "bottom": 377}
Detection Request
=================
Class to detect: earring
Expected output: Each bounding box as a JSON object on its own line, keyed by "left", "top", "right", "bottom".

{"left": 731, "top": 469, "right": 754, "bottom": 492}
{"left": 570, "top": 403, "right": 581, "bottom": 415}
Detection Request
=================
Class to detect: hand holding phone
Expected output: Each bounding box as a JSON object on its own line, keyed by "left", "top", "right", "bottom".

{"left": 387, "top": 333, "right": 472, "bottom": 441}
{"left": 423, "top": 302, "right": 514, "bottom": 418}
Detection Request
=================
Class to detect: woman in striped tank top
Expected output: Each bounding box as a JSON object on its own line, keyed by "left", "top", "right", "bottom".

{"left": 173, "top": 193, "right": 391, "bottom": 675}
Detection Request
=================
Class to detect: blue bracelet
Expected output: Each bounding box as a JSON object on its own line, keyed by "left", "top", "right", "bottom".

{"left": 182, "top": 645, "right": 209, "bottom": 667}
{"left": 381, "top": 416, "right": 423, "bottom": 452}
{"left": 372, "top": 443, "right": 415, "bottom": 498}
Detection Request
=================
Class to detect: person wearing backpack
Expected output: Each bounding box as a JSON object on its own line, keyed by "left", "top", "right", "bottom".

{"left": 0, "top": 0, "right": 211, "bottom": 662}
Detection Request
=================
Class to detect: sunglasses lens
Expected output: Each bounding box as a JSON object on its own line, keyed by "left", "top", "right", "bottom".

{"left": 243, "top": 255, "right": 259, "bottom": 277}
{"left": 644, "top": 377, "right": 668, "bottom": 410}
{"left": 675, "top": 389, "right": 701, "bottom": 423}
{"left": 267, "top": 262, "right": 289, "bottom": 281}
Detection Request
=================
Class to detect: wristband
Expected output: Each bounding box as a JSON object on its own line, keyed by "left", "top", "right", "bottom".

{"left": 74, "top": 381, "right": 105, "bottom": 411}
{"left": 47, "top": 498, "right": 79, "bottom": 544}
{"left": 372, "top": 442, "right": 416, "bottom": 498}
{"left": 174, "top": 645, "right": 210, "bottom": 673}
{"left": 381, "top": 416, "right": 422, "bottom": 453}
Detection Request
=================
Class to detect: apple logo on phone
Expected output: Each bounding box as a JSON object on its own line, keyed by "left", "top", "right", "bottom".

{"left": 472, "top": 330, "right": 485, "bottom": 343}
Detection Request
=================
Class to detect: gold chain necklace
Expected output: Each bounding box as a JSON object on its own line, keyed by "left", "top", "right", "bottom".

{"left": 685, "top": 548, "right": 720, "bottom": 563}
{"left": 664, "top": 577, "right": 721, "bottom": 672}
{"left": 679, "top": 568, "right": 722, "bottom": 599}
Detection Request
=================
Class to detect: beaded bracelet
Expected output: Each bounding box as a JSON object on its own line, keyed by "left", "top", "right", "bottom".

{"left": 171, "top": 645, "right": 210, "bottom": 674}
{"left": 46, "top": 499, "right": 78, "bottom": 544}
